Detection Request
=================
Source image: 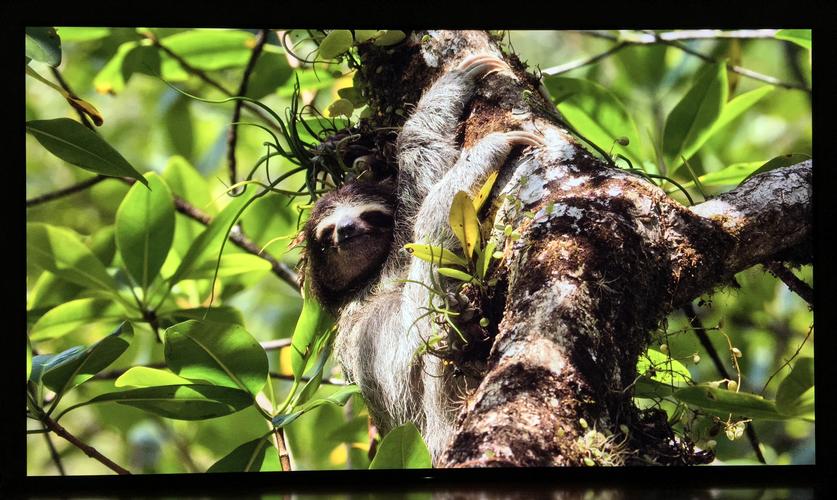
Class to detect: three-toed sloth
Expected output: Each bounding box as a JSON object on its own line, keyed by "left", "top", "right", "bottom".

{"left": 304, "top": 53, "right": 544, "bottom": 462}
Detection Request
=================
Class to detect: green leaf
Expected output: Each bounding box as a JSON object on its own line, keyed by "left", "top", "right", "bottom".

{"left": 709, "top": 86, "right": 774, "bottom": 138}
{"left": 164, "top": 320, "right": 268, "bottom": 396}
{"left": 449, "top": 191, "right": 481, "bottom": 260}
{"left": 326, "top": 98, "right": 354, "bottom": 118}
{"left": 27, "top": 340, "right": 33, "bottom": 382}
{"left": 207, "top": 437, "right": 279, "bottom": 473}
{"left": 776, "top": 357, "right": 814, "bottom": 419}
{"left": 41, "top": 322, "right": 133, "bottom": 395}
{"left": 114, "top": 366, "right": 194, "bottom": 388}
{"left": 115, "top": 173, "right": 175, "bottom": 290}
{"left": 742, "top": 153, "right": 811, "bottom": 184}
{"left": 674, "top": 385, "right": 786, "bottom": 420}
{"left": 404, "top": 244, "right": 468, "bottom": 268}
{"left": 92, "top": 41, "right": 138, "bottom": 95}
{"left": 160, "top": 306, "right": 244, "bottom": 326}
{"left": 169, "top": 186, "right": 256, "bottom": 284}
{"left": 475, "top": 241, "right": 497, "bottom": 280}
{"left": 368, "top": 422, "right": 431, "bottom": 469}
{"left": 291, "top": 280, "right": 335, "bottom": 382}
{"left": 159, "top": 30, "right": 256, "bottom": 70}
{"left": 66, "top": 384, "right": 253, "bottom": 420}
{"left": 162, "top": 156, "right": 215, "bottom": 214}
{"left": 27, "top": 223, "right": 119, "bottom": 293}
{"left": 29, "top": 298, "right": 129, "bottom": 342}
{"left": 437, "top": 267, "right": 475, "bottom": 283}
{"left": 245, "top": 52, "right": 293, "bottom": 100}
{"left": 183, "top": 253, "right": 272, "bottom": 280}
{"left": 776, "top": 29, "right": 811, "bottom": 50}
{"left": 680, "top": 161, "right": 765, "bottom": 189}
{"left": 291, "top": 342, "right": 333, "bottom": 408}
{"left": 373, "top": 30, "right": 406, "bottom": 47}
{"left": 616, "top": 44, "right": 668, "bottom": 90}
{"left": 353, "top": 30, "right": 378, "bottom": 44}
{"left": 272, "top": 385, "right": 360, "bottom": 428}
{"left": 544, "top": 76, "right": 642, "bottom": 165}
{"left": 56, "top": 27, "right": 111, "bottom": 42}
{"left": 163, "top": 96, "right": 194, "bottom": 159}
{"left": 662, "top": 63, "right": 728, "bottom": 172}
{"left": 318, "top": 30, "right": 353, "bottom": 59}
{"left": 636, "top": 348, "right": 692, "bottom": 387}
{"left": 25, "top": 118, "right": 147, "bottom": 186}
{"left": 25, "top": 27, "right": 62, "bottom": 67}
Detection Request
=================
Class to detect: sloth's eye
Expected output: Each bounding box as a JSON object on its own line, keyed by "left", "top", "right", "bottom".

{"left": 318, "top": 225, "right": 335, "bottom": 245}
{"left": 360, "top": 210, "right": 393, "bottom": 229}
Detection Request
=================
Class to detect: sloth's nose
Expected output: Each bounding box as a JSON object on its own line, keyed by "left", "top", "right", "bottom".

{"left": 335, "top": 219, "right": 363, "bottom": 244}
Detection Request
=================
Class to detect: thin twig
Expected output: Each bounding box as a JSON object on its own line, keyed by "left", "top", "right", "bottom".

{"left": 682, "top": 303, "right": 766, "bottom": 464}
{"left": 228, "top": 29, "right": 269, "bottom": 189}
{"left": 142, "top": 31, "right": 280, "bottom": 131}
{"left": 49, "top": 67, "right": 95, "bottom": 130}
{"left": 40, "top": 413, "right": 131, "bottom": 475}
{"left": 761, "top": 322, "right": 814, "bottom": 394}
{"left": 272, "top": 426, "right": 292, "bottom": 471}
{"left": 542, "top": 42, "right": 629, "bottom": 76}
{"left": 568, "top": 30, "right": 810, "bottom": 92}
{"left": 41, "top": 421, "right": 67, "bottom": 475}
{"left": 26, "top": 175, "right": 108, "bottom": 207}
{"left": 764, "top": 261, "right": 813, "bottom": 306}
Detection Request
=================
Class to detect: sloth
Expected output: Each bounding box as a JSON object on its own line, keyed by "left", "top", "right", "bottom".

{"left": 304, "top": 53, "right": 545, "bottom": 462}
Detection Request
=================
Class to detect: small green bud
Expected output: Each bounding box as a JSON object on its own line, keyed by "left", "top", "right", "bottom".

{"left": 479, "top": 317, "right": 490, "bottom": 327}
{"left": 693, "top": 353, "right": 701, "bottom": 364}
{"left": 660, "top": 344, "right": 668, "bottom": 354}
{"left": 579, "top": 418, "right": 588, "bottom": 429}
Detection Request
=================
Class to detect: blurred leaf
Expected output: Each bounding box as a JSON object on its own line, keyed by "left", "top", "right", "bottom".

{"left": 245, "top": 52, "right": 293, "bottom": 99}
{"left": 115, "top": 173, "right": 175, "bottom": 290}
{"left": 680, "top": 161, "right": 764, "bottom": 189}
{"left": 373, "top": 30, "right": 406, "bottom": 47}
{"left": 207, "top": 437, "right": 279, "bottom": 472}
{"left": 318, "top": 30, "right": 353, "bottom": 59}
{"left": 278, "top": 70, "right": 335, "bottom": 96}
{"left": 66, "top": 384, "right": 253, "bottom": 420}
{"left": 327, "top": 98, "right": 354, "bottom": 118}
{"left": 162, "top": 155, "right": 215, "bottom": 214}
{"left": 290, "top": 281, "right": 335, "bottom": 382}
{"left": 663, "top": 63, "right": 728, "bottom": 172}
{"left": 273, "top": 385, "right": 359, "bottom": 428}
{"left": 449, "top": 191, "right": 480, "bottom": 260}
{"left": 159, "top": 29, "right": 255, "bottom": 70}
{"left": 404, "top": 244, "right": 467, "bottom": 268}
{"left": 29, "top": 298, "right": 129, "bottom": 342}
{"left": 353, "top": 30, "right": 378, "bottom": 43}
{"left": 27, "top": 339, "right": 33, "bottom": 382}
{"left": 703, "top": 86, "right": 775, "bottom": 149}
{"left": 25, "top": 27, "right": 62, "bottom": 67}
{"left": 93, "top": 41, "right": 138, "bottom": 94}
{"left": 544, "top": 76, "right": 642, "bottom": 165}
{"left": 115, "top": 366, "right": 194, "bottom": 387}
{"left": 56, "top": 27, "right": 111, "bottom": 42}
{"left": 169, "top": 186, "right": 256, "bottom": 284}
{"left": 616, "top": 44, "right": 667, "bottom": 89}
{"left": 742, "top": 153, "right": 811, "bottom": 184}
{"left": 27, "top": 222, "right": 119, "bottom": 293}
{"left": 165, "top": 320, "right": 268, "bottom": 396}
{"left": 25, "top": 118, "right": 147, "bottom": 186}
{"left": 776, "top": 357, "right": 814, "bottom": 419}
{"left": 776, "top": 29, "right": 811, "bottom": 50}
{"left": 368, "top": 422, "right": 431, "bottom": 469}
{"left": 88, "top": 225, "right": 117, "bottom": 266}
{"left": 42, "top": 322, "right": 133, "bottom": 394}
{"left": 674, "top": 385, "right": 786, "bottom": 420}
{"left": 28, "top": 272, "right": 82, "bottom": 311}
{"left": 163, "top": 96, "right": 194, "bottom": 159}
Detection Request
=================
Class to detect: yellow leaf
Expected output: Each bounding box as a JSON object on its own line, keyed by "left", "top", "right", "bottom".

{"left": 449, "top": 191, "right": 480, "bottom": 260}
{"left": 404, "top": 243, "right": 467, "bottom": 268}
{"left": 472, "top": 171, "right": 498, "bottom": 213}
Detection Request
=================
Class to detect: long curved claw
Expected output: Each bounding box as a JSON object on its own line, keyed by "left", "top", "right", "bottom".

{"left": 456, "top": 53, "right": 512, "bottom": 80}
{"left": 502, "top": 130, "right": 546, "bottom": 148}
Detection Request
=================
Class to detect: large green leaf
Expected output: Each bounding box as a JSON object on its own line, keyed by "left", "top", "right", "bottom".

{"left": 115, "top": 172, "right": 175, "bottom": 290}
{"left": 25, "top": 118, "right": 147, "bottom": 186}
{"left": 636, "top": 348, "right": 692, "bottom": 386}
{"left": 708, "top": 86, "right": 774, "bottom": 139}
{"left": 64, "top": 384, "right": 253, "bottom": 420}
{"left": 41, "top": 322, "right": 133, "bottom": 395}
{"left": 776, "top": 357, "right": 814, "bottom": 419}
{"left": 182, "top": 253, "right": 271, "bottom": 280}
{"left": 159, "top": 306, "right": 245, "bottom": 326}
{"left": 290, "top": 280, "right": 335, "bottom": 382}
{"left": 158, "top": 30, "right": 255, "bottom": 70}
{"left": 27, "top": 223, "right": 119, "bottom": 293}
{"left": 114, "top": 366, "right": 194, "bottom": 388}
{"left": 662, "top": 63, "right": 728, "bottom": 172}
{"left": 207, "top": 437, "right": 280, "bottom": 473}
{"left": 25, "top": 27, "right": 62, "bottom": 66}
{"left": 776, "top": 29, "right": 811, "bottom": 50}
{"left": 368, "top": 422, "right": 432, "bottom": 469}
{"left": 169, "top": 186, "right": 256, "bottom": 285}
{"left": 29, "top": 298, "right": 130, "bottom": 342}
{"left": 318, "top": 30, "right": 353, "bottom": 60}
{"left": 164, "top": 320, "right": 268, "bottom": 396}
{"left": 245, "top": 51, "right": 293, "bottom": 100}
{"left": 544, "top": 76, "right": 642, "bottom": 165}
{"left": 674, "top": 385, "right": 786, "bottom": 420}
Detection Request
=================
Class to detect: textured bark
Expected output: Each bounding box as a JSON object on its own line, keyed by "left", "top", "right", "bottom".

{"left": 359, "top": 30, "right": 813, "bottom": 467}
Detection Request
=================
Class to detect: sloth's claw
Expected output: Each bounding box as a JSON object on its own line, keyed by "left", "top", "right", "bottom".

{"left": 502, "top": 130, "right": 546, "bottom": 148}
{"left": 457, "top": 53, "right": 512, "bottom": 80}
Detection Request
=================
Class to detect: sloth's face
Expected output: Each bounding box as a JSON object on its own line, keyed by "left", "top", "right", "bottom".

{"left": 305, "top": 182, "right": 396, "bottom": 305}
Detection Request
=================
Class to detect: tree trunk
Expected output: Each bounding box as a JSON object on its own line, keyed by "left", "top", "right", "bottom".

{"left": 358, "top": 30, "right": 812, "bottom": 467}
